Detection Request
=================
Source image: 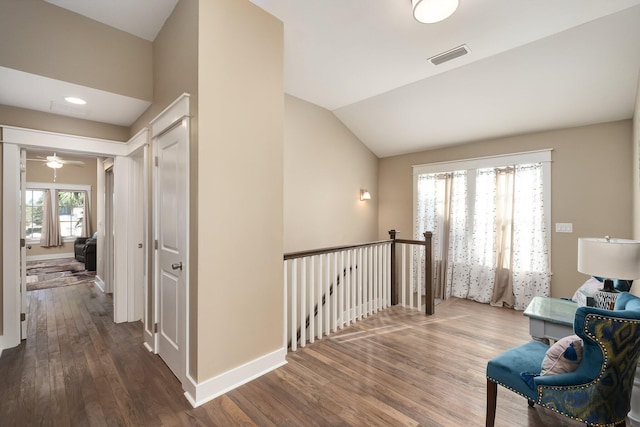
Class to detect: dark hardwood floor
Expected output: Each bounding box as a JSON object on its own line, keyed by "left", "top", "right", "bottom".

{"left": 0, "top": 282, "right": 605, "bottom": 426}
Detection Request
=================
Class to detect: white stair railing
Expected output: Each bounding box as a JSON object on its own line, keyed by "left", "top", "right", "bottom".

{"left": 284, "top": 231, "right": 432, "bottom": 351}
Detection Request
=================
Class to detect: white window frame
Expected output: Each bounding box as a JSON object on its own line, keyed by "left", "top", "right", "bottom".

{"left": 412, "top": 149, "right": 553, "bottom": 266}
{"left": 26, "top": 182, "right": 92, "bottom": 243}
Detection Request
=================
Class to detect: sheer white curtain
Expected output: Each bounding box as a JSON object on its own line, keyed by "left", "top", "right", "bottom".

{"left": 415, "top": 163, "right": 550, "bottom": 309}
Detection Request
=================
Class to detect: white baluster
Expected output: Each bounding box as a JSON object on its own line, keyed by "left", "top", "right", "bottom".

{"left": 291, "top": 259, "right": 297, "bottom": 351}
{"left": 401, "top": 244, "right": 407, "bottom": 307}
{"left": 339, "top": 251, "right": 345, "bottom": 329}
{"left": 345, "top": 249, "right": 351, "bottom": 325}
{"left": 368, "top": 247, "right": 373, "bottom": 316}
{"left": 300, "top": 258, "right": 306, "bottom": 347}
{"left": 325, "top": 253, "right": 330, "bottom": 335}
{"left": 358, "top": 247, "right": 363, "bottom": 320}
{"left": 309, "top": 256, "right": 315, "bottom": 344}
{"left": 317, "top": 255, "right": 323, "bottom": 340}
{"left": 332, "top": 252, "right": 338, "bottom": 333}
{"left": 409, "top": 246, "right": 414, "bottom": 310}
{"left": 283, "top": 260, "right": 288, "bottom": 349}
{"left": 351, "top": 250, "right": 356, "bottom": 323}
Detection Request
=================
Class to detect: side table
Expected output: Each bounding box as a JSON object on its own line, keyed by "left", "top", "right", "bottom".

{"left": 523, "top": 297, "right": 578, "bottom": 343}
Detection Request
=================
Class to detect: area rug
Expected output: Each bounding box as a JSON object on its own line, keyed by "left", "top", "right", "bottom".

{"left": 26, "top": 257, "right": 96, "bottom": 291}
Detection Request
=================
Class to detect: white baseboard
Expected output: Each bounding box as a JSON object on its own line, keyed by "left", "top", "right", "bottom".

{"left": 94, "top": 276, "right": 106, "bottom": 293}
{"left": 183, "top": 347, "right": 287, "bottom": 408}
{"left": 26, "top": 252, "right": 75, "bottom": 261}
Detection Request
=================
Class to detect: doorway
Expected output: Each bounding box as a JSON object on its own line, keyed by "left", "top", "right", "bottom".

{"left": 1, "top": 126, "right": 150, "bottom": 351}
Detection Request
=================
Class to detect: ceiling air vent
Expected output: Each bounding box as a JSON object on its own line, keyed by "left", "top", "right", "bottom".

{"left": 428, "top": 44, "right": 470, "bottom": 66}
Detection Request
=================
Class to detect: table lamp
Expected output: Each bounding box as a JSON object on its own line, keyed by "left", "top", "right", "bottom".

{"left": 577, "top": 236, "right": 640, "bottom": 309}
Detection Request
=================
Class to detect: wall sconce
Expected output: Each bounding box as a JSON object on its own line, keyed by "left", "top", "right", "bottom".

{"left": 360, "top": 189, "right": 371, "bottom": 201}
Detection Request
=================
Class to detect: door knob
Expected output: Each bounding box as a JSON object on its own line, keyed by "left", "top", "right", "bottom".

{"left": 171, "top": 262, "right": 183, "bottom": 271}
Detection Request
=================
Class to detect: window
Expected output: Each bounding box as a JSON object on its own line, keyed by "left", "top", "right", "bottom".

{"left": 413, "top": 150, "right": 551, "bottom": 310}
{"left": 26, "top": 182, "right": 91, "bottom": 244}
{"left": 25, "top": 189, "right": 45, "bottom": 241}
{"left": 58, "top": 191, "right": 85, "bottom": 239}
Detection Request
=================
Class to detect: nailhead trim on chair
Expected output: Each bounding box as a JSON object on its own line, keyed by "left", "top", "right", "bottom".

{"left": 535, "top": 314, "right": 635, "bottom": 427}
{"left": 486, "top": 376, "right": 533, "bottom": 402}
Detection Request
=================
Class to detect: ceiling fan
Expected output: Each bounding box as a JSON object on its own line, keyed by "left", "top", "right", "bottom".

{"left": 27, "top": 152, "right": 85, "bottom": 182}
{"left": 27, "top": 152, "right": 85, "bottom": 169}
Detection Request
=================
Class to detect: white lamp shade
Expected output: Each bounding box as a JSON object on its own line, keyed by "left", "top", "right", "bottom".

{"left": 578, "top": 237, "right": 640, "bottom": 280}
{"left": 412, "top": 0, "right": 459, "bottom": 24}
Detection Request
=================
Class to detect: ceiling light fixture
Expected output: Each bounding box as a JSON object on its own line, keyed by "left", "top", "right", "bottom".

{"left": 64, "top": 96, "right": 87, "bottom": 105}
{"left": 46, "top": 159, "right": 63, "bottom": 169}
{"left": 412, "top": 0, "right": 459, "bottom": 24}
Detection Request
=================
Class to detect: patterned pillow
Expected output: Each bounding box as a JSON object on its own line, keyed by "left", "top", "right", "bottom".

{"left": 541, "top": 335, "right": 583, "bottom": 375}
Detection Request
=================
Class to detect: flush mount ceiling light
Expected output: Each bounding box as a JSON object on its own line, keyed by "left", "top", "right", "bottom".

{"left": 64, "top": 96, "right": 87, "bottom": 105}
{"left": 412, "top": 0, "right": 459, "bottom": 24}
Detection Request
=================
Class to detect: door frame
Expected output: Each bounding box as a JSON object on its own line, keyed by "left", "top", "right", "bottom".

{"left": 147, "top": 93, "right": 190, "bottom": 385}
{"left": 1, "top": 125, "right": 149, "bottom": 351}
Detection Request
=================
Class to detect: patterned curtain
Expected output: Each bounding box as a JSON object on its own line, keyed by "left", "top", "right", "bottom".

{"left": 415, "top": 163, "right": 550, "bottom": 309}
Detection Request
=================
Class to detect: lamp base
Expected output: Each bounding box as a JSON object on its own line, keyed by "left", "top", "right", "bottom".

{"left": 594, "top": 279, "right": 619, "bottom": 310}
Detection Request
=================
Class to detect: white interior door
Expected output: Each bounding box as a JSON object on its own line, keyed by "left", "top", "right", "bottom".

{"left": 19, "top": 149, "right": 27, "bottom": 339}
{"left": 156, "top": 122, "right": 187, "bottom": 382}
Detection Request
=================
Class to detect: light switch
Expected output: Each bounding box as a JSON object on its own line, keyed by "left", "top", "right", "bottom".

{"left": 555, "top": 223, "right": 573, "bottom": 233}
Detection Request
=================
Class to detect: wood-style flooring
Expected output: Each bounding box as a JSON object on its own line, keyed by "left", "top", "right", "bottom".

{"left": 0, "top": 282, "right": 602, "bottom": 426}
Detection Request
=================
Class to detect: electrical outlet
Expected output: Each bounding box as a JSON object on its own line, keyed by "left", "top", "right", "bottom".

{"left": 555, "top": 223, "right": 573, "bottom": 233}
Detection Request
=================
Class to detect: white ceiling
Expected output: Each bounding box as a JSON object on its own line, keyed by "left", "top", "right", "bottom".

{"left": 43, "top": 0, "right": 179, "bottom": 41}
{"left": 3, "top": 0, "right": 640, "bottom": 157}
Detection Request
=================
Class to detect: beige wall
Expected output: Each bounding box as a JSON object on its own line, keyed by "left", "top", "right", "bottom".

{"left": 379, "top": 120, "right": 634, "bottom": 299}
{"left": 26, "top": 153, "right": 98, "bottom": 258}
{"left": 129, "top": 0, "right": 200, "bottom": 379}
{"left": 196, "top": 0, "right": 283, "bottom": 382}
{"left": 0, "top": 0, "right": 152, "bottom": 101}
{"left": 284, "top": 95, "right": 378, "bottom": 252}
{"left": 0, "top": 105, "right": 129, "bottom": 141}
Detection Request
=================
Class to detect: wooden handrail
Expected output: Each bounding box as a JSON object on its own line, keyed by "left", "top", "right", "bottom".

{"left": 284, "top": 239, "right": 392, "bottom": 261}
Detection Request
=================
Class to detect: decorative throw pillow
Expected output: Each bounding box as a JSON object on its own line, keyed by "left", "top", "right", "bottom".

{"left": 541, "top": 335, "right": 583, "bottom": 376}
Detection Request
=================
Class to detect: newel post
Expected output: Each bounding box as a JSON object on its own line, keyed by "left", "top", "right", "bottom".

{"left": 389, "top": 229, "right": 398, "bottom": 305}
{"left": 424, "top": 231, "right": 434, "bottom": 315}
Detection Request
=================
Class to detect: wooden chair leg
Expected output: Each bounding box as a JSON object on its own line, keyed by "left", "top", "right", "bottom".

{"left": 486, "top": 379, "right": 497, "bottom": 427}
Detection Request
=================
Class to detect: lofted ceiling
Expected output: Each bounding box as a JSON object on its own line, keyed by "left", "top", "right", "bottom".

{"left": 2, "top": 0, "right": 640, "bottom": 157}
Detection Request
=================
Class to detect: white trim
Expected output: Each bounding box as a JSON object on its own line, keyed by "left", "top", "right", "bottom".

{"left": 1, "top": 125, "right": 138, "bottom": 353}
{"left": 126, "top": 128, "right": 149, "bottom": 156}
{"left": 27, "top": 182, "right": 91, "bottom": 191}
{"left": 113, "top": 156, "right": 130, "bottom": 323}
{"left": 150, "top": 93, "right": 190, "bottom": 384}
{"left": 1, "top": 143, "right": 21, "bottom": 351}
{"left": 149, "top": 93, "right": 190, "bottom": 135}
{"left": 412, "top": 149, "right": 552, "bottom": 175}
{"left": 183, "top": 348, "right": 287, "bottom": 408}
{"left": 26, "top": 252, "right": 74, "bottom": 261}
{"left": 1, "top": 126, "right": 127, "bottom": 156}
{"left": 94, "top": 276, "right": 106, "bottom": 293}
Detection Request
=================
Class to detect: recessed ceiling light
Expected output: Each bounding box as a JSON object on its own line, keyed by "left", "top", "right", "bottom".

{"left": 64, "top": 96, "right": 86, "bottom": 105}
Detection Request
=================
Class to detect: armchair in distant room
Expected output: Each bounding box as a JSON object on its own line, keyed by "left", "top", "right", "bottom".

{"left": 74, "top": 232, "right": 97, "bottom": 271}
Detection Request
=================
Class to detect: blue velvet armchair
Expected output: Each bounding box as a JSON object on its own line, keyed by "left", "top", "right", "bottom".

{"left": 486, "top": 292, "right": 640, "bottom": 427}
